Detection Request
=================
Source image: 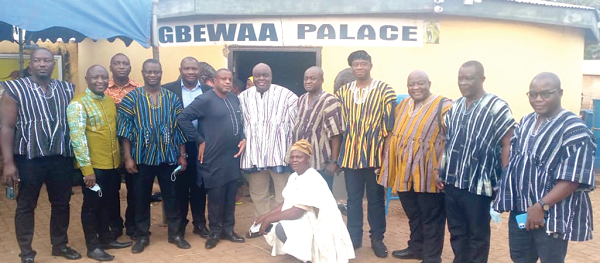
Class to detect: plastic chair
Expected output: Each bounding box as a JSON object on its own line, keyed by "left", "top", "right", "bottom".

{"left": 385, "top": 187, "right": 399, "bottom": 215}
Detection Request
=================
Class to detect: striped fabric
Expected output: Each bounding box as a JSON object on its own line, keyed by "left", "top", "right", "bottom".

{"left": 2, "top": 77, "right": 74, "bottom": 159}
{"left": 379, "top": 95, "right": 452, "bottom": 193}
{"left": 292, "top": 91, "right": 344, "bottom": 170}
{"left": 493, "top": 110, "right": 596, "bottom": 241}
{"left": 440, "top": 93, "right": 515, "bottom": 197}
{"left": 117, "top": 87, "right": 186, "bottom": 166}
{"left": 238, "top": 84, "right": 298, "bottom": 170}
{"left": 335, "top": 79, "right": 396, "bottom": 169}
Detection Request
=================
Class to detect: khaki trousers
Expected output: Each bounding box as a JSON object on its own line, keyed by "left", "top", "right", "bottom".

{"left": 248, "top": 170, "right": 290, "bottom": 217}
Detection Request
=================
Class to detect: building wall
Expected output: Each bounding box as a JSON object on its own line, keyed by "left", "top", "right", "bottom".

{"left": 582, "top": 74, "right": 600, "bottom": 110}
{"left": 77, "top": 16, "right": 586, "bottom": 120}
{"left": 0, "top": 40, "right": 79, "bottom": 87}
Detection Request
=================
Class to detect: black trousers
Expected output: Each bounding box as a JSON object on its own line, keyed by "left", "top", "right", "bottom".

{"left": 124, "top": 171, "right": 136, "bottom": 236}
{"left": 81, "top": 169, "right": 121, "bottom": 251}
{"left": 206, "top": 179, "right": 238, "bottom": 236}
{"left": 14, "top": 156, "right": 73, "bottom": 259}
{"left": 445, "top": 185, "right": 492, "bottom": 263}
{"left": 344, "top": 168, "right": 386, "bottom": 245}
{"left": 508, "top": 212, "right": 568, "bottom": 263}
{"left": 107, "top": 167, "right": 125, "bottom": 238}
{"left": 176, "top": 142, "right": 207, "bottom": 236}
{"left": 133, "top": 164, "right": 182, "bottom": 240}
{"left": 398, "top": 190, "right": 446, "bottom": 263}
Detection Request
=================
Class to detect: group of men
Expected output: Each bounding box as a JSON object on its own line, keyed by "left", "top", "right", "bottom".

{"left": 0, "top": 48, "right": 247, "bottom": 262}
{"left": 0, "top": 47, "right": 596, "bottom": 263}
{"left": 379, "top": 60, "right": 595, "bottom": 263}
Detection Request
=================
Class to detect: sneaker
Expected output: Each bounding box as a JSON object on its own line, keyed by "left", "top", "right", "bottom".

{"left": 371, "top": 240, "right": 388, "bottom": 258}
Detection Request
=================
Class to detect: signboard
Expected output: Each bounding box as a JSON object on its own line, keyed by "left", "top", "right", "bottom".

{"left": 158, "top": 17, "right": 428, "bottom": 47}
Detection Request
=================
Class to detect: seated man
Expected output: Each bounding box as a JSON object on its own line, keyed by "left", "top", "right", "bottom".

{"left": 255, "top": 140, "right": 355, "bottom": 263}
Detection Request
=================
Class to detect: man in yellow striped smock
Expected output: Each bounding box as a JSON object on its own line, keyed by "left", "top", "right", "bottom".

{"left": 335, "top": 50, "right": 396, "bottom": 258}
{"left": 379, "top": 70, "right": 451, "bottom": 263}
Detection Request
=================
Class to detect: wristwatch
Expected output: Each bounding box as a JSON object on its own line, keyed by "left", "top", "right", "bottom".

{"left": 180, "top": 153, "right": 189, "bottom": 158}
{"left": 537, "top": 200, "right": 550, "bottom": 212}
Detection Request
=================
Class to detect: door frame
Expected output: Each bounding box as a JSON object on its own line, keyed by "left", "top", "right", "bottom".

{"left": 227, "top": 45, "right": 322, "bottom": 78}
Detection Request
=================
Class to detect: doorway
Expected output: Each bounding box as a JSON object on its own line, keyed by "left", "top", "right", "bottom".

{"left": 228, "top": 46, "right": 321, "bottom": 96}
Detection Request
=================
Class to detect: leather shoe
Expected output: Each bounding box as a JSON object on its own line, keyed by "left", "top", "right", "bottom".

{"left": 102, "top": 240, "right": 133, "bottom": 249}
{"left": 371, "top": 240, "right": 388, "bottom": 258}
{"left": 131, "top": 237, "right": 150, "bottom": 254}
{"left": 221, "top": 232, "right": 245, "bottom": 243}
{"left": 21, "top": 258, "right": 34, "bottom": 263}
{"left": 86, "top": 248, "right": 114, "bottom": 261}
{"left": 392, "top": 248, "right": 423, "bottom": 260}
{"left": 51, "top": 246, "right": 82, "bottom": 260}
{"left": 193, "top": 225, "right": 210, "bottom": 239}
{"left": 169, "top": 236, "right": 191, "bottom": 249}
{"left": 205, "top": 235, "right": 220, "bottom": 249}
{"left": 110, "top": 229, "right": 124, "bottom": 239}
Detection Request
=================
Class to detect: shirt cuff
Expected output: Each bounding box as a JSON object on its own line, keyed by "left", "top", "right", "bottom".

{"left": 81, "top": 166, "right": 95, "bottom": 177}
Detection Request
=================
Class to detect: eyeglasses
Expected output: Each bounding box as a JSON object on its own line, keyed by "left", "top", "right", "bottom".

{"left": 526, "top": 89, "right": 559, "bottom": 100}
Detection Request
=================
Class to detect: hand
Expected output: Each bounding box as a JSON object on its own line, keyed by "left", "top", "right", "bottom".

{"left": 434, "top": 171, "right": 445, "bottom": 190}
{"left": 325, "top": 163, "right": 338, "bottom": 176}
{"left": 124, "top": 157, "right": 138, "bottom": 174}
{"left": 526, "top": 203, "right": 545, "bottom": 231}
{"left": 254, "top": 214, "right": 265, "bottom": 224}
{"left": 198, "top": 142, "right": 205, "bottom": 164}
{"left": 258, "top": 219, "right": 271, "bottom": 235}
{"left": 2, "top": 164, "right": 19, "bottom": 187}
{"left": 234, "top": 139, "right": 246, "bottom": 158}
{"left": 84, "top": 174, "right": 96, "bottom": 188}
{"left": 178, "top": 156, "right": 188, "bottom": 172}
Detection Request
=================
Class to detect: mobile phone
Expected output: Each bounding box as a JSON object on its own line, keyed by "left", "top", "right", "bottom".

{"left": 515, "top": 213, "right": 527, "bottom": 229}
{"left": 5, "top": 185, "right": 16, "bottom": 200}
{"left": 515, "top": 213, "right": 546, "bottom": 229}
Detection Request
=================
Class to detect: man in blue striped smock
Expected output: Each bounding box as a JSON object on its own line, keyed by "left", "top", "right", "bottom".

{"left": 493, "top": 72, "right": 596, "bottom": 263}
{"left": 118, "top": 59, "right": 189, "bottom": 253}
{"left": 436, "top": 60, "right": 515, "bottom": 263}
{"left": 1, "top": 48, "right": 82, "bottom": 262}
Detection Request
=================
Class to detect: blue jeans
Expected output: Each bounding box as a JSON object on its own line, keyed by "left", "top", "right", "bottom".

{"left": 508, "top": 212, "right": 568, "bottom": 263}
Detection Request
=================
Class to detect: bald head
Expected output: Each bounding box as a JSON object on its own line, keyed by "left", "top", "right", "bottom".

{"left": 304, "top": 66, "right": 324, "bottom": 94}
{"left": 407, "top": 69, "right": 432, "bottom": 103}
{"left": 179, "top": 57, "right": 200, "bottom": 87}
{"left": 85, "top": 65, "right": 109, "bottom": 95}
{"left": 28, "top": 48, "right": 55, "bottom": 82}
{"left": 214, "top": 68, "right": 233, "bottom": 95}
{"left": 86, "top": 64, "right": 108, "bottom": 76}
{"left": 305, "top": 66, "right": 324, "bottom": 78}
{"left": 180, "top": 57, "right": 198, "bottom": 67}
{"left": 530, "top": 72, "right": 561, "bottom": 90}
{"left": 252, "top": 63, "right": 273, "bottom": 92}
{"left": 407, "top": 70, "right": 430, "bottom": 82}
{"left": 110, "top": 53, "right": 131, "bottom": 81}
{"left": 528, "top": 72, "right": 563, "bottom": 118}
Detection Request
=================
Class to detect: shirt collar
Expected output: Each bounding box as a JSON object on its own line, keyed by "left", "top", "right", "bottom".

{"left": 180, "top": 79, "right": 202, "bottom": 92}
{"left": 109, "top": 78, "right": 139, "bottom": 89}
{"left": 85, "top": 88, "right": 105, "bottom": 100}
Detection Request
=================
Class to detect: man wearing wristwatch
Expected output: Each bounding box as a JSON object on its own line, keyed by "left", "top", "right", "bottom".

{"left": 493, "top": 72, "right": 596, "bottom": 262}
{"left": 117, "top": 59, "right": 190, "bottom": 253}
{"left": 292, "top": 66, "right": 344, "bottom": 192}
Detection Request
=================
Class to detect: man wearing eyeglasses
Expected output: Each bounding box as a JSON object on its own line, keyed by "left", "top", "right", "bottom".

{"left": 436, "top": 60, "right": 515, "bottom": 263}
{"left": 493, "top": 72, "right": 596, "bottom": 263}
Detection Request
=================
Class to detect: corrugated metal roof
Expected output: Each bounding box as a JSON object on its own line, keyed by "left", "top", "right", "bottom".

{"left": 507, "top": 0, "right": 597, "bottom": 10}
